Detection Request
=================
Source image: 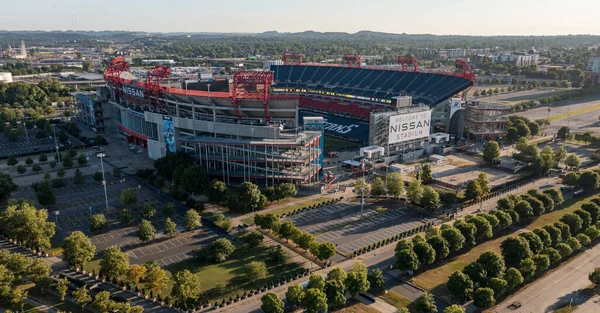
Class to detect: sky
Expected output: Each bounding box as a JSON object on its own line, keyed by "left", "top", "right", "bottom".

{"left": 1, "top": 0, "right": 599, "bottom": 36}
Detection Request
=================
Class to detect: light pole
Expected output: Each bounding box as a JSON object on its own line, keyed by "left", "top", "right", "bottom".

{"left": 51, "top": 125, "right": 61, "bottom": 163}
{"left": 360, "top": 159, "right": 367, "bottom": 220}
{"left": 97, "top": 153, "right": 109, "bottom": 211}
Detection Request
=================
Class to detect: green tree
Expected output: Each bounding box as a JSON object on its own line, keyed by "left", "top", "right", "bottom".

{"left": 415, "top": 292, "right": 438, "bottom": 313}
{"left": 17, "top": 165, "right": 26, "bottom": 174}
{"left": 514, "top": 200, "right": 534, "bottom": 220}
{"left": 241, "top": 230, "right": 264, "bottom": 247}
{"left": 554, "top": 146, "right": 567, "bottom": 164}
{"left": 206, "top": 180, "right": 228, "bottom": 203}
{"left": 141, "top": 203, "right": 156, "bottom": 219}
{"left": 567, "top": 237, "right": 582, "bottom": 251}
{"left": 324, "top": 279, "right": 346, "bottom": 309}
{"left": 473, "top": 287, "right": 495, "bottom": 309}
{"left": 483, "top": 141, "right": 501, "bottom": 165}
{"left": 556, "top": 242, "right": 573, "bottom": 258}
{"left": 463, "top": 262, "right": 488, "bottom": 287}
{"left": 171, "top": 269, "right": 202, "bottom": 309}
{"left": 126, "top": 264, "right": 147, "bottom": 286}
{"left": 579, "top": 171, "right": 600, "bottom": 191}
{"left": 345, "top": 270, "right": 370, "bottom": 299}
{"left": 286, "top": 284, "right": 305, "bottom": 306}
{"left": 0, "top": 173, "right": 18, "bottom": 202}
{"left": 370, "top": 177, "right": 386, "bottom": 197}
{"left": 354, "top": 177, "right": 371, "bottom": 196}
{"left": 210, "top": 238, "right": 235, "bottom": 261}
{"left": 137, "top": 219, "right": 156, "bottom": 242}
{"left": 144, "top": 266, "right": 169, "bottom": 296}
{"left": 296, "top": 232, "right": 315, "bottom": 252}
{"left": 239, "top": 181, "right": 266, "bottom": 212}
{"left": 92, "top": 291, "right": 112, "bottom": 313}
{"left": 519, "top": 232, "right": 544, "bottom": 255}
{"left": 55, "top": 278, "right": 69, "bottom": 300}
{"left": 164, "top": 202, "right": 175, "bottom": 216}
{"left": 99, "top": 246, "right": 130, "bottom": 278}
{"left": 314, "top": 242, "right": 337, "bottom": 261}
{"left": 532, "top": 254, "right": 550, "bottom": 274}
{"left": 441, "top": 227, "right": 466, "bottom": 252}
{"left": 120, "top": 188, "right": 137, "bottom": 206}
{"left": 407, "top": 178, "right": 424, "bottom": 203}
{"left": 421, "top": 186, "right": 441, "bottom": 210}
{"left": 489, "top": 277, "right": 508, "bottom": 297}
{"left": 185, "top": 209, "right": 202, "bottom": 230}
{"left": 386, "top": 172, "right": 405, "bottom": 197}
{"left": 164, "top": 217, "right": 177, "bottom": 238}
{"left": 421, "top": 163, "right": 434, "bottom": 184}
{"left": 77, "top": 154, "right": 87, "bottom": 166}
{"left": 427, "top": 235, "right": 450, "bottom": 260}
{"left": 63, "top": 231, "right": 96, "bottom": 268}
{"left": 465, "top": 180, "right": 483, "bottom": 201}
{"left": 261, "top": 293, "right": 284, "bottom": 313}
{"left": 245, "top": 261, "right": 268, "bottom": 281}
{"left": 301, "top": 288, "right": 328, "bottom": 313}
{"left": 308, "top": 274, "right": 326, "bottom": 290}
{"left": 519, "top": 258, "right": 537, "bottom": 279}
{"left": 367, "top": 268, "right": 385, "bottom": 290}
{"left": 443, "top": 304, "right": 466, "bottom": 313}
{"left": 327, "top": 267, "right": 347, "bottom": 282}
{"left": 7, "top": 155, "right": 18, "bottom": 167}
{"left": 73, "top": 285, "right": 92, "bottom": 312}
{"left": 413, "top": 241, "right": 436, "bottom": 266}
{"left": 505, "top": 267, "right": 524, "bottom": 289}
{"left": 90, "top": 213, "right": 107, "bottom": 231}
{"left": 565, "top": 153, "right": 581, "bottom": 169}
{"left": 118, "top": 208, "right": 133, "bottom": 226}
{"left": 501, "top": 236, "right": 533, "bottom": 268}
{"left": 477, "top": 250, "right": 506, "bottom": 278}
{"left": 278, "top": 221, "right": 300, "bottom": 242}
{"left": 447, "top": 271, "right": 473, "bottom": 301}
{"left": 560, "top": 213, "right": 583, "bottom": 234}
{"left": 1, "top": 201, "right": 55, "bottom": 249}
{"left": 454, "top": 219, "right": 477, "bottom": 246}
{"left": 589, "top": 267, "right": 600, "bottom": 286}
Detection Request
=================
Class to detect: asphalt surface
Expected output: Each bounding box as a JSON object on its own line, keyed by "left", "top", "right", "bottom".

{"left": 495, "top": 244, "right": 600, "bottom": 313}
{"left": 286, "top": 202, "right": 436, "bottom": 255}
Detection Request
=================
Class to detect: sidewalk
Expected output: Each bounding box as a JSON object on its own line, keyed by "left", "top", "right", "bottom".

{"left": 358, "top": 292, "right": 398, "bottom": 313}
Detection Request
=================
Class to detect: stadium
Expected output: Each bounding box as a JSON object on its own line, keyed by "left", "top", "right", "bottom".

{"left": 72, "top": 54, "right": 475, "bottom": 184}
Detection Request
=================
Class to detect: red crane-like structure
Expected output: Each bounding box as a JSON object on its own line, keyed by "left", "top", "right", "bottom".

{"left": 343, "top": 54, "right": 362, "bottom": 68}
{"left": 283, "top": 52, "right": 303, "bottom": 65}
{"left": 397, "top": 56, "right": 420, "bottom": 72}
{"left": 232, "top": 71, "right": 275, "bottom": 123}
{"left": 455, "top": 59, "right": 476, "bottom": 99}
{"left": 103, "top": 56, "right": 129, "bottom": 93}
{"left": 145, "top": 66, "right": 171, "bottom": 111}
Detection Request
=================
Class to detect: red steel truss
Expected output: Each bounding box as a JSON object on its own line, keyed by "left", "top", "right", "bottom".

{"left": 103, "top": 56, "right": 129, "bottom": 90}
{"left": 343, "top": 54, "right": 362, "bottom": 68}
{"left": 145, "top": 66, "right": 171, "bottom": 111}
{"left": 397, "top": 56, "right": 420, "bottom": 71}
{"left": 283, "top": 52, "right": 303, "bottom": 65}
{"left": 232, "top": 71, "right": 275, "bottom": 122}
{"left": 455, "top": 59, "right": 476, "bottom": 83}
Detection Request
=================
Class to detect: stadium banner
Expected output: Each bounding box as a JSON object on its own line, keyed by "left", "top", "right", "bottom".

{"left": 388, "top": 110, "right": 432, "bottom": 144}
{"left": 163, "top": 116, "right": 176, "bottom": 153}
{"left": 123, "top": 85, "right": 145, "bottom": 99}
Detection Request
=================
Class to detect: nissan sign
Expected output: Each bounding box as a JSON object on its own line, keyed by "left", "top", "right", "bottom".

{"left": 123, "top": 85, "right": 145, "bottom": 98}
{"left": 388, "top": 110, "right": 432, "bottom": 144}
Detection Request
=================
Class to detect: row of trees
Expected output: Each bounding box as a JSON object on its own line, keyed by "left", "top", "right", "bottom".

{"left": 254, "top": 213, "right": 337, "bottom": 261}
{"left": 511, "top": 137, "right": 581, "bottom": 176}
{"left": 562, "top": 169, "right": 600, "bottom": 191}
{"left": 208, "top": 180, "right": 297, "bottom": 212}
{"left": 497, "top": 188, "right": 564, "bottom": 222}
{"left": 449, "top": 197, "right": 600, "bottom": 309}
{"left": 0, "top": 250, "right": 52, "bottom": 311}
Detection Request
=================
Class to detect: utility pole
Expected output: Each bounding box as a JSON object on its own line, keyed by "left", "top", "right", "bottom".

{"left": 51, "top": 125, "right": 61, "bottom": 163}
{"left": 97, "top": 153, "right": 109, "bottom": 211}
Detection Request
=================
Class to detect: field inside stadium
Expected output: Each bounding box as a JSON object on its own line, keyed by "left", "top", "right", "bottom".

{"left": 324, "top": 136, "right": 361, "bottom": 152}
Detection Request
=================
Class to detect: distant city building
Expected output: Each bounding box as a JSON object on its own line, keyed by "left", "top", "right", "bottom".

{"left": 142, "top": 59, "right": 176, "bottom": 65}
{"left": 491, "top": 52, "right": 538, "bottom": 66}
{"left": 0, "top": 72, "right": 13, "bottom": 83}
{"left": 586, "top": 56, "right": 600, "bottom": 86}
{"left": 419, "top": 48, "right": 467, "bottom": 60}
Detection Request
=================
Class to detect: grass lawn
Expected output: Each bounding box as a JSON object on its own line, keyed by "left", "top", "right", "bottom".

{"left": 332, "top": 301, "right": 381, "bottom": 313}
{"left": 164, "top": 244, "right": 302, "bottom": 302}
{"left": 378, "top": 291, "right": 415, "bottom": 311}
{"left": 553, "top": 303, "right": 579, "bottom": 313}
{"left": 549, "top": 103, "right": 600, "bottom": 122}
{"left": 324, "top": 136, "right": 361, "bottom": 153}
{"left": 412, "top": 233, "right": 510, "bottom": 297}
{"left": 240, "top": 197, "right": 334, "bottom": 225}
{"left": 28, "top": 288, "right": 90, "bottom": 313}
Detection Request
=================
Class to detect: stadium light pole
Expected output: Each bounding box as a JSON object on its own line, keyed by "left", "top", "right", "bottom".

{"left": 360, "top": 159, "right": 367, "bottom": 220}
{"left": 51, "top": 125, "right": 61, "bottom": 163}
{"left": 97, "top": 153, "right": 109, "bottom": 212}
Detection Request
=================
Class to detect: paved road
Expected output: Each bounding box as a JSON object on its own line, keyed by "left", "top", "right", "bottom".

{"left": 495, "top": 244, "right": 600, "bottom": 313}
{"left": 517, "top": 98, "right": 600, "bottom": 135}
{"left": 574, "top": 296, "right": 600, "bottom": 313}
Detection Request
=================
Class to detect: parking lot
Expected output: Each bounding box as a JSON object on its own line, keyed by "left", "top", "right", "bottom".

{"left": 285, "top": 201, "right": 436, "bottom": 255}
{"left": 0, "top": 131, "right": 84, "bottom": 158}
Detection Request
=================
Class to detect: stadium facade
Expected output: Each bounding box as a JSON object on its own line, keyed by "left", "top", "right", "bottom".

{"left": 72, "top": 54, "right": 475, "bottom": 184}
